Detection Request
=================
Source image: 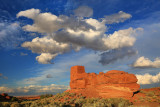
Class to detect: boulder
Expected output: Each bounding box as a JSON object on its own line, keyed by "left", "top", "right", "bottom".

{"left": 68, "top": 66, "right": 140, "bottom": 98}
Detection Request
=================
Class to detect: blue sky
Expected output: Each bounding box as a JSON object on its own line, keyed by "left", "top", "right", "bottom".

{"left": 0, "top": 0, "right": 160, "bottom": 96}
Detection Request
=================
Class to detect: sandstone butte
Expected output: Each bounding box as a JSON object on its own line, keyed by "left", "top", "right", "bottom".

{"left": 66, "top": 65, "right": 140, "bottom": 99}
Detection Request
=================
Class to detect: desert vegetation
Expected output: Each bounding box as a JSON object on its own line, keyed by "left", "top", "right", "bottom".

{"left": 0, "top": 87, "right": 160, "bottom": 107}
{"left": 40, "top": 94, "right": 53, "bottom": 99}
{"left": 0, "top": 92, "right": 132, "bottom": 107}
{"left": 133, "top": 89, "right": 160, "bottom": 103}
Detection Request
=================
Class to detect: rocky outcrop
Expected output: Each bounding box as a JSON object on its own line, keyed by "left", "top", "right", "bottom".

{"left": 67, "top": 66, "right": 140, "bottom": 98}
{"left": 0, "top": 93, "right": 11, "bottom": 101}
{"left": 0, "top": 93, "right": 18, "bottom": 101}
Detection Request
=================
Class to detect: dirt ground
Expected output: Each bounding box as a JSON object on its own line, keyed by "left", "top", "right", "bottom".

{"left": 133, "top": 102, "right": 160, "bottom": 107}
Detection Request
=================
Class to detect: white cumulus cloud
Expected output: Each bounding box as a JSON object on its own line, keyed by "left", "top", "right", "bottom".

{"left": 74, "top": 6, "right": 93, "bottom": 17}
{"left": 102, "top": 27, "right": 140, "bottom": 49}
{"left": 136, "top": 73, "right": 160, "bottom": 84}
{"left": 36, "top": 53, "right": 57, "bottom": 64}
{"left": 0, "top": 87, "right": 15, "bottom": 93}
{"left": 0, "top": 84, "right": 69, "bottom": 95}
{"left": 17, "top": 8, "right": 40, "bottom": 19}
{"left": 17, "top": 8, "right": 93, "bottom": 33}
{"left": 103, "top": 11, "right": 132, "bottom": 24}
{"left": 0, "top": 22, "right": 24, "bottom": 49}
{"left": 132, "top": 56, "right": 160, "bottom": 68}
{"left": 17, "top": 8, "right": 142, "bottom": 64}
{"left": 22, "top": 36, "right": 72, "bottom": 64}
{"left": 22, "top": 36, "right": 71, "bottom": 54}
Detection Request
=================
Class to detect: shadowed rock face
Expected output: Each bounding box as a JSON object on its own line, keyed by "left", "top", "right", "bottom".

{"left": 0, "top": 93, "right": 12, "bottom": 101}
{"left": 67, "top": 66, "right": 140, "bottom": 98}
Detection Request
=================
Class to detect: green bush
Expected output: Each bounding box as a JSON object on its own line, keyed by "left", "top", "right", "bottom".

{"left": 69, "top": 98, "right": 76, "bottom": 104}
{"left": 86, "top": 98, "right": 99, "bottom": 104}
{"left": 54, "top": 93, "right": 63, "bottom": 99}
{"left": 64, "top": 97, "right": 69, "bottom": 100}
{"left": 75, "top": 98, "right": 86, "bottom": 106}
{"left": 40, "top": 94, "right": 53, "bottom": 99}
{"left": 11, "top": 97, "right": 18, "bottom": 102}
{"left": 82, "top": 98, "right": 131, "bottom": 107}
{"left": 62, "top": 92, "right": 70, "bottom": 96}
{"left": 69, "top": 93, "right": 76, "bottom": 97}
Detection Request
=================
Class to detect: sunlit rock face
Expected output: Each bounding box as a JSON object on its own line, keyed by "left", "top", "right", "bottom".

{"left": 67, "top": 66, "right": 140, "bottom": 98}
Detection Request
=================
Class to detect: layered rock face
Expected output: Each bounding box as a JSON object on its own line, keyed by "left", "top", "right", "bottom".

{"left": 68, "top": 66, "right": 140, "bottom": 98}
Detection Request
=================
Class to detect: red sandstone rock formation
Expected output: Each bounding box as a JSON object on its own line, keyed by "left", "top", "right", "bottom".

{"left": 1, "top": 93, "right": 8, "bottom": 97}
{"left": 5, "top": 96, "right": 11, "bottom": 100}
{"left": 0, "top": 93, "right": 12, "bottom": 101}
{"left": 67, "top": 66, "right": 140, "bottom": 98}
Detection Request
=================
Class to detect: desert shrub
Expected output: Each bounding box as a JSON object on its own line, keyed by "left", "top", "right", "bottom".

{"left": 82, "top": 103, "right": 95, "bottom": 107}
{"left": 64, "top": 97, "right": 69, "bottom": 101}
{"left": 76, "top": 93, "right": 82, "bottom": 97}
{"left": 139, "top": 96, "right": 145, "bottom": 102}
{"left": 54, "top": 93, "right": 63, "bottom": 99}
{"left": 146, "top": 96, "right": 152, "bottom": 101}
{"left": 40, "top": 94, "right": 53, "bottom": 99}
{"left": 140, "top": 90, "right": 155, "bottom": 97}
{"left": 21, "top": 100, "right": 33, "bottom": 107}
{"left": 118, "top": 100, "right": 131, "bottom": 107}
{"left": 75, "top": 98, "right": 86, "bottom": 106}
{"left": 82, "top": 101, "right": 109, "bottom": 107}
{"left": 158, "top": 99, "right": 160, "bottom": 103}
{"left": 62, "top": 105, "right": 72, "bottom": 107}
{"left": 10, "top": 102, "right": 21, "bottom": 107}
{"left": 86, "top": 98, "right": 99, "bottom": 104}
{"left": 50, "top": 101, "right": 60, "bottom": 106}
{"left": 11, "top": 97, "right": 18, "bottom": 102}
{"left": 69, "top": 93, "right": 76, "bottom": 97}
{"left": 0, "top": 102, "right": 11, "bottom": 107}
{"left": 49, "top": 101, "right": 71, "bottom": 107}
{"left": 80, "top": 96, "right": 86, "bottom": 99}
{"left": 134, "top": 99, "right": 137, "bottom": 102}
{"left": 146, "top": 91, "right": 155, "bottom": 97}
{"left": 62, "top": 92, "right": 70, "bottom": 96}
{"left": 69, "top": 98, "right": 76, "bottom": 104}
{"left": 81, "top": 98, "right": 131, "bottom": 107}
{"left": 148, "top": 99, "right": 152, "bottom": 102}
{"left": 64, "top": 100, "right": 70, "bottom": 104}
{"left": 104, "top": 98, "right": 131, "bottom": 107}
{"left": 140, "top": 90, "right": 147, "bottom": 94}
{"left": 0, "top": 92, "right": 132, "bottom": 107}
{"left": 38, "top": 99, "right": 50, "bottom": 105}
{"left": 29, "top": 100, "right": 48, "bottom": 107}
{"left": 152, "top": 96, "right": 157, "bottom": 99}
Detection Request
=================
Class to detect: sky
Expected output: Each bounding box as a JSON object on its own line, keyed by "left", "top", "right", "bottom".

{"left": 0, "top": 0, "right": 160, "bottom": 96}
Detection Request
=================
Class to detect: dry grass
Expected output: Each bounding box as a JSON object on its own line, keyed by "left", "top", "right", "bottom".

{"left": 0, "top": 92, "right": 132, "bottom": 107}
